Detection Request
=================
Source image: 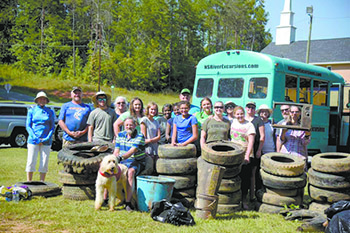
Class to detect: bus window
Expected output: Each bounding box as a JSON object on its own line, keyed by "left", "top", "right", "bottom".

{"left": 196, "top": 78, "right": 214, "bottom": 98}
{"left": 313, "top": 80, "right": 328, "bottom": 106}
{"left": 299, "top": 77, "right": 311, "bottom": 103}
{"left": 285, "top": 75, "right": 297, "bottom": 102}
{"left": 218, "top": 78, "right": 244, "bottom": 98}
{"left": 248, "top": 78, "right": 268, "bottom": 99}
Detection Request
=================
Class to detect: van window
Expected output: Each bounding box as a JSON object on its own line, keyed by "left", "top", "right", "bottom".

{"left": 248, "top": 78, "right": 268, "bottom": 99}
{"left": 285, "top": 75, "right": 297, "bottom": 102}
{"left": 218, "top": 78, "right": 244, "bottom": 98}
{"left": 196, "top": 78, "right": 214, "bottom": 98}
{"left": 299, "top": 77, "right": 311, "bottom": 103}
{"left": 313, "top": 80, "right": 328, "bottom": 106}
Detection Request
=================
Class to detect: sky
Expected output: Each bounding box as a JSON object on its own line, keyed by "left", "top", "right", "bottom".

{"left": 264, "top": 0, "right": 350, "bottom": 42}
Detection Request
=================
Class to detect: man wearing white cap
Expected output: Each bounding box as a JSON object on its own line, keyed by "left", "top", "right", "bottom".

{"left": 58, "top": 87, "right": 91, "bottom": 146}
{"left": 87, "top": 91, "right": 117, "bottom": 142}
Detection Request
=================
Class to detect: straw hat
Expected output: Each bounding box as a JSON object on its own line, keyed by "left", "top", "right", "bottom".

{"left": 34, "top": 91, "right": 50, "bottom": 103}
{"left": 257, "top": 104, "right": 273, "bottom": 115}
{"left": 91, "top": 91, "right": 111, "bottom": 108}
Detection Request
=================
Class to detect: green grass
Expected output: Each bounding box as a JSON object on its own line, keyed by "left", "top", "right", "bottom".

{"left": 0, "top": 64, "right": 179, "bottom": 107}
{"left": 0, "top": 148, "right": 305, "bottom": 232}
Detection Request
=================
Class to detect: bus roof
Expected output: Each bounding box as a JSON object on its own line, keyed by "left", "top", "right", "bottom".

{"left": 196, "top": 50, "right": 345, "bottom": 84}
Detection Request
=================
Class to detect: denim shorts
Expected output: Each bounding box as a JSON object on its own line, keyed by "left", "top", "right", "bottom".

{"left": 120, "top": 155, "right": 146, "bottom": 176}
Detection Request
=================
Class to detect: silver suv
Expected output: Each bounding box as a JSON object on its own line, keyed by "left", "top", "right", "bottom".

{"left": 0, "top": 103, "right": 61, "bottom": 148}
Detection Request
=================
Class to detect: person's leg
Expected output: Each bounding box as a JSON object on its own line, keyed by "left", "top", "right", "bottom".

{"left": 125, "top": 168, "right": 136, "bottom": 211}
{"left": 239, "top": 164, "right": 251, "bottom": 210}
{"left": 250, "top": 165, "right": 257, "bottom": 201}
{"left": 26, "top": 144, "right": 39, "bottom": 181}
{"left": 38, "top": 145, "right": 51, "bottom": 182}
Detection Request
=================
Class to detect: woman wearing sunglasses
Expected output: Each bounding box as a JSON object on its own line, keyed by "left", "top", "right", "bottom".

{"left": 279, "top": 105, "right": 311, "bottom": 162}
{"left": 200, "top": 101, "right": 231, "bottom": 147}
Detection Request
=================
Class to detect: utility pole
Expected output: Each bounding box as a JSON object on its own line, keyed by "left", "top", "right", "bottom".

{"left": 306, "top": 6, "right": 313, "bottom": 64}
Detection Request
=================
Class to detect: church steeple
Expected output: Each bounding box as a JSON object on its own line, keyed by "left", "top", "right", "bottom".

{"left": 275, "top": 0, "right": 296, "bottom": 45}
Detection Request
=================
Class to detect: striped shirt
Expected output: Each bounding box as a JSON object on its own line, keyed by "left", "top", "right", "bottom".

{"left": 115, "top": 131, "right": 145, "bottom": 158}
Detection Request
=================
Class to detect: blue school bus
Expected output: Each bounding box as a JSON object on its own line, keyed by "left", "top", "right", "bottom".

{"left": 192, "top": 50, "right": 349, "bottom": 153}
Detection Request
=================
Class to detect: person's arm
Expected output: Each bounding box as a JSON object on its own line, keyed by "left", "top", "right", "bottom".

{"left": 113, "top": 118, "right": 124, "bottom": 136}
{"left": 26, "top": 108, "right": 39, "bottom": 144}
{"left": 171, "top": 123, "right": 177, "bottom": 146}
{"left": 165, "top": 121, "right": 171, "bottom": 142}
{"left": 244, "top": 134, "right": 255, "bottom": 164}
{"left": 200, "top": 129, "right": 207, "bottom": 148}
{"left": 140, "top": 122, "right": 147, "bottom": 140}
{"left": 75, "top": 125, "right": 89, "bottom": 138}
{"left": 256, "top": 124, "right": 265, "bottom": 158}
{"left": 180, "top": 123, "right": 198, "bottom": 146}
{"left": 58, "top": 120, "right": 77, "bottom": 138}
{"left": 113, "top": 147, "right": 120, "bottom": 157}
{"left": 42, "top": 110, "right": 55, "bottom": 143}
{"left": 152, "top": 128, "right": 161, "bottom": 143}
{"left": 302, "top": 131, "right": 311, "bottom": 145}
{"left": 88, "top": 125, "right": 94, "bottom": 142}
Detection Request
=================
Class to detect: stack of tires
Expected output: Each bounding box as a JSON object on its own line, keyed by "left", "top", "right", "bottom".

{"left": 57, "top": 142, "right": 114, "bottom": 200}
{"left": 257, "top": 153, "right": 306, "bottom": 214}
{"left": 201, "top": 141, "right": 245, "bottom": 214}
{"left": 156, "top": 144, "right": 197, "bottom": 206}
{"left": 308, "top": 152, "right": 350, "bottom": 212}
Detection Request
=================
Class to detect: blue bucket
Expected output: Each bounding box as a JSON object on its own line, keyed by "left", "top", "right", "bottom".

{"left": 136, "top": 175, "right": 175, "bottom": 212}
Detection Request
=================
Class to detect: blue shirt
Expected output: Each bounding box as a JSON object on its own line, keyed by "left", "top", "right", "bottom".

{"left": 173, "top": 114, "right": 198, "bottom": 143}
{"left": 115, "top": 131, "right": 145, "bottom": 158}
{"left": 58, "top": 101, "right": 91, "bottom": 142}
{"left": 26, "top": 105, "right": 55, "bottom": 145}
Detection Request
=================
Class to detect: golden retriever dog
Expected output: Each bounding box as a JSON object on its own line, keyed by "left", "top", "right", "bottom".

{"left": 95, "top": 154, "right": 128, "bottom": 211}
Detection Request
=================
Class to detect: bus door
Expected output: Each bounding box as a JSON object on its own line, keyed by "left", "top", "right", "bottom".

{"left": 329, "top": 83, "right": 344, "bottom": 148}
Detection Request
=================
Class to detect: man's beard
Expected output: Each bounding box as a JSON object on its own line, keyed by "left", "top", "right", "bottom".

{"left": 126, "top": 129, "right": 134, "bottom": 135}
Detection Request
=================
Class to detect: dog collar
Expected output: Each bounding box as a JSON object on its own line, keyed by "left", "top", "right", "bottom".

{"left": 99, "top": 166, "right": 121, "bottom": 181}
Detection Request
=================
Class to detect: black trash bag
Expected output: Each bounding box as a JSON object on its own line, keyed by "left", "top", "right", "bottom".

{"left": 150, "top": 199, "right": 195, "bottom": 226}
{"left": 325, "top": 201, "right": 350, "bottom": 233}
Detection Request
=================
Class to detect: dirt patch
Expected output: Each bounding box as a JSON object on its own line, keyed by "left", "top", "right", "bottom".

{"left": 0, "top": 219, "right": 51, "bottom": 233}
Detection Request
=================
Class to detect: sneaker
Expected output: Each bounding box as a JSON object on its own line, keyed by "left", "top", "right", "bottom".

{"left": 125, "top": 205, "right": 133, "bottom": 212}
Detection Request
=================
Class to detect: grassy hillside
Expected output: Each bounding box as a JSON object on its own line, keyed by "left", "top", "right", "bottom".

{"left": 0, "top": 64, "right": 179, "bottom": 108}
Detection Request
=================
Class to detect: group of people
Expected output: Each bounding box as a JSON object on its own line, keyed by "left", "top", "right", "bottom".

{"left": 25, "top": 86, "right": 311, "bottom": 211}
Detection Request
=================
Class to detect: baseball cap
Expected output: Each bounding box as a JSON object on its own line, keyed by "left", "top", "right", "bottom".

{"left": 72, "top": 86, "right": 82, "bottom": 92}
{"left": 180, "top": 88, "right": 191, "bottom": 94}
{"left": 246, "top": 101, "right": 256, "bottom": 107}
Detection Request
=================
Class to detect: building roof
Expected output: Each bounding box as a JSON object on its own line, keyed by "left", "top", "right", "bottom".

{"left": 261, "top": 37, "right": 350, "bottom": 64}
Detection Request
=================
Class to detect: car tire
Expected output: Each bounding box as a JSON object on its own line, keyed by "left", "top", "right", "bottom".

{"left": 311, "top": 152, "right": 350, "bottom": 173}
{"left": 159, "top": 175, "right": 196, "bottom": 189}
{"left": 256, "top": 191, "right": 302, "bottom": 207}
{"left": 58, "top": 170, "right": 97, "bottom": 185}
{"left": 57, "top": 142, "right": 114, "bottom": 174}
{"left": 218, "top": 190, "right": 242, "bottom": 204}
{"left": 62, "top": 184, "right": 95, "bottom": 200}
{"left": 156, "top": 158, "right": 197, "bottom": 175}
{"left": 308, "top": 184, "right": 350, "bottom": 203}
{"left": 15, "top": 181, "right": 61, "bottom": 197}
{"left": 158, "top": 144, "right": 196, "bottom": 159}
{"left": 10, "top": 128, "right": 28, "bottom": 148}
{"left": 308, "top": 168, "right": 350, "bottom": 189}
{"left": 256, "top": 202, "right": 284, "bottom": 214}
{"left": 216, "top": 203, "right": 241, "bottom": 214}
{"left": 261, "top": 153, "right": 305, "bottom": 177}
{"left": 265, "top": 187, "right": 298, "bottom": 197}
{"left": 223, "top": 164, "right": 242, "bottom": 178}
{"left": 260, "top": 170, "right": 307, "bottom": 190}
{"left": 201, "top": 141, "right": 245, "bottom": 166}
{"left": 218, "top": 176, "right": 241, "bottom": 193}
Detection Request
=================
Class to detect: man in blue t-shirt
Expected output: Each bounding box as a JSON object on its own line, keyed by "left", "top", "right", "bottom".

{"left": 58, "top": 87, "right": 91, "bottom": 146}
{"left": 171, "top": 88, "right": 200, "bottom": 117}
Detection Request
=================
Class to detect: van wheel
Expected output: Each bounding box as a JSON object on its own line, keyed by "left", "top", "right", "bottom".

{"left": 10, "top": 128, "right": 28, "bottom": 147}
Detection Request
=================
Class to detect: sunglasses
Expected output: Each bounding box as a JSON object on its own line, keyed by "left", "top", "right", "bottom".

{"left": 214, "top": 106, "right": 224, "bottom": 109}
{"left": 291, "top": 111, "right": 300, "bottom": 114}
{"left": 226, "top": 105, "right": 234, "bottom": 109}
{"left": 97, "top": 98, "right": 107, "bottom": 102}
{"left": 117, "top": 102, "right": 126, "bottom": 105}
{"left": 246, "top": 105, "right": 256, "bottom": 109}
{"left": 281, "top": 108, "right": 290, "bottom": 112}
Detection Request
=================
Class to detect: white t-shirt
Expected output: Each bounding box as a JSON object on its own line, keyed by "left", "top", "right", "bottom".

{"left": 141, "top": 116, "right": 160, "bottom": 155}
{"left": 230, "top": 118, "right": 256, "bottom": 156}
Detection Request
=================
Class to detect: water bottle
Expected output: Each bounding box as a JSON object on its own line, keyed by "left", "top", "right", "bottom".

{"left": 12, "top": 185, "right": 20, "bottom": 203}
